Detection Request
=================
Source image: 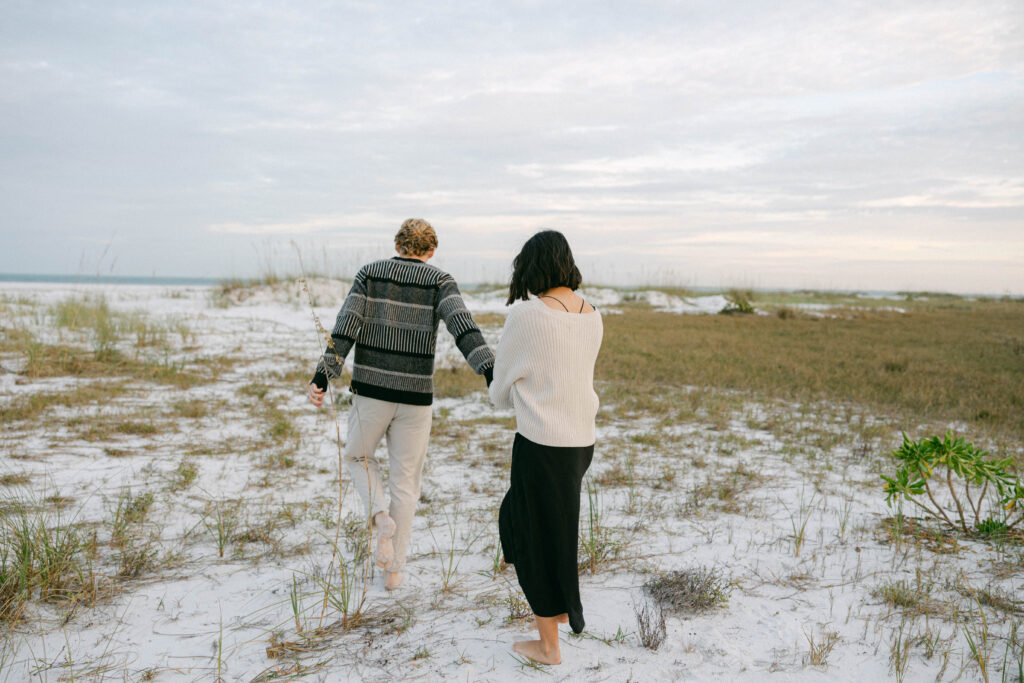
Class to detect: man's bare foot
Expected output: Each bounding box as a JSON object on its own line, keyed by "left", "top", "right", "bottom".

{"left": 513, "top": 639, "right": 561, "bottom": 665}
{"left": 374, "top": 513, "right": 396, "bottom": 569}
{"left": 385, "top": 571, "right": 403, "bottom": 591}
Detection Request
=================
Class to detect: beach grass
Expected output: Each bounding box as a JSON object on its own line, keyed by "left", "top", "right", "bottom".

{"left": 597, "top": 304, "right": 1024, "bottom": 442}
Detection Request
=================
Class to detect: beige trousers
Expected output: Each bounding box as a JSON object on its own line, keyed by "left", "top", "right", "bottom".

{"left": 344, "top": 394, "right": 432, "bottom": 572}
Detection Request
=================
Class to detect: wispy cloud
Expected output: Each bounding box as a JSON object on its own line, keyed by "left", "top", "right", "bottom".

{"left": 0, "top": 1, "right": 1021, "bottom": 292}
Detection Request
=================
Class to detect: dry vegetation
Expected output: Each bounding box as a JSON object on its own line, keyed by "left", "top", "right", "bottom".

{"left": 598, "top": 303, "right": 1024, "bottom": 442}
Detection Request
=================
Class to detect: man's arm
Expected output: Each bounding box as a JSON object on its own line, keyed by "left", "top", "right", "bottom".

{"left": 310, "top": 273, "right": 367, "bottom": 390}
{"left": 436, "top": 276, "right": 495, "bottom": 381}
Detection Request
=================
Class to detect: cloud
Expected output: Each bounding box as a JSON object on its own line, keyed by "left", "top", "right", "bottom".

{"left": 0, "top": 1, "right": 1021, "bottom": 292}
{"left": 860, "top": 178, "right": 1024, "bottom": 209}
{"left": 208, "top": 213, "right": 393, "bottom": 236}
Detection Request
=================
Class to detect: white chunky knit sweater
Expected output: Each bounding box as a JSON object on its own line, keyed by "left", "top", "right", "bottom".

{"left": 488, "top": 297, "right": 603, "bottom": 447}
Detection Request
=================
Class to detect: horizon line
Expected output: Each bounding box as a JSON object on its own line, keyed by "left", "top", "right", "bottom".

{"left": 1, "top": 271, "right": 1020, "bottom": 299}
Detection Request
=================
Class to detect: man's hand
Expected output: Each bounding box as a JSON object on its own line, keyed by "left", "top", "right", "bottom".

{"left": 307, "top": 382, "right": 326, "bottom": 407}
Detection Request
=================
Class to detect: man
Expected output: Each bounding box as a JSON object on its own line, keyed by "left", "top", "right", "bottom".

{"left": 307, "top": 218, "right": 494, "bottom": 590}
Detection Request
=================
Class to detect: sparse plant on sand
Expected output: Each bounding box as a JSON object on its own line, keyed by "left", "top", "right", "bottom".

{"left": 644, "top": 566, "right": 732, "bottom": 615}
{"left": 803, "top": 626, "right": 840, "bottom": 668}
{"left": 428, "top": 503, "right": 480, "bottom": 594}
{"left": 578, "top": 479, "right": 621, "bottom": 574}
{"left": 204, "top": 505, "right": 237, "bottom": 559}
{"left": 961, "top": 580, "right": 995, "bottom": 683}
{"left": 783, "top": 487, "right": 817, "bottom": 557}
{"left": 109, "top": 488, "right": 154, "bottom": 548}
{"left": 1002, "top": 621, "right": 1024, "bottom": 683}
{"left": 505, "top": 590, "right": 532, "bottom": 623}
{"left": 881, "top": 432, "right": 1022, "bottom": 536}
{"left": 118, "top": 535, "right": 158, "bottom": 578}
{"left": 289, "top": 573, "right": 304, "bottom": 635}
{"left": 171, "top": 458, "right": 198, "bottom": 491}
{"left": 634, "top": 597, "right": 667, "bottom": 650}
{"left": 888, "top": 617, "right": 913, "bottom": 682}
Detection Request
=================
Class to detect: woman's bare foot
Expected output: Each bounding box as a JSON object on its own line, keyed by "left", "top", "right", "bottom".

{"left": 385, "top": 571, "right": 403, "bottom": 591}
{"left": 513, "top": 639, "right": 561, "bottom": 665}
{"left": 373, "top": 512, "right": 396, "bottom": 569}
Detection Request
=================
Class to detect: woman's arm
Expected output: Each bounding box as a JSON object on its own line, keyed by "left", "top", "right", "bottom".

{"left": 487, "top": 305, "right": 531, "bottom": 410}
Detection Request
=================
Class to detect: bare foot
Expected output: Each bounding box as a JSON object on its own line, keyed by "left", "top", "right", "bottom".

{"left": 374, "top": 513, "right": 396, "bottom": 569}
{"left": 513, "top": 640, "right": 561, "bottom": 665}
{"left": 385, "top": 571, "right": 403, "bottom": 591}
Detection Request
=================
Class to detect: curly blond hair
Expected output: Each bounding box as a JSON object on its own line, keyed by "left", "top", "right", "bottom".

{"left": 394, "top": 218, "right": 438, "bottom": 257}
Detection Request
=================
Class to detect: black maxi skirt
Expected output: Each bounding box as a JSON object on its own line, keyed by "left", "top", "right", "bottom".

{"left": 499, "top": 432, "right": 594, "bottom": 634}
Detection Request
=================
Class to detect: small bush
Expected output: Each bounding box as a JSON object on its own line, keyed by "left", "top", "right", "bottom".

{"left": 644, "top": 566, "right": 732, "bottom": 614}
{"left": 719, "top": 290, "right": 755, "bottom": 315}
{"left": 776, "top": 307, "right": 800, "bottom": 320}
{"left": 881, "top": 431, "right": 1023, "bottom": 535}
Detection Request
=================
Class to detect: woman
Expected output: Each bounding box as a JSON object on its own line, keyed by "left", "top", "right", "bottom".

{"left": 488, "top": 230, "right": 603, "bottom": 665}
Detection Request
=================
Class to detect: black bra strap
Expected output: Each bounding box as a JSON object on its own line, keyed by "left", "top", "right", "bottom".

{"left": 539, "top": 295, "right": 569, "bottom": 312}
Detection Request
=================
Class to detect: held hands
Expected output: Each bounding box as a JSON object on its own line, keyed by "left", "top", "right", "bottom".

{"left": 307, "top": 382, "right": 326, "bottom": 408}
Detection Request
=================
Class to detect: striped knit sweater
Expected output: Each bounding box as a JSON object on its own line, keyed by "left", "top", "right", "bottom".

{"left": 311, "top": 256, "right": 494, "bottom": 406}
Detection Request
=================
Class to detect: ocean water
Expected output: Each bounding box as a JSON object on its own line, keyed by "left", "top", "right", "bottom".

{"left": 0, "top": 273, "right": 219, "bottom": 286}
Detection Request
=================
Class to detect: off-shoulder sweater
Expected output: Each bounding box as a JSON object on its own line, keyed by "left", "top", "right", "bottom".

{"left": 488, "top": 297, "right": 603, "bottom": 447}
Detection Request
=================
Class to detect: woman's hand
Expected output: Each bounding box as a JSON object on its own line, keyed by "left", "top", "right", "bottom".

{"left": 307, "top": 382, "right": 326, "bottom": 407}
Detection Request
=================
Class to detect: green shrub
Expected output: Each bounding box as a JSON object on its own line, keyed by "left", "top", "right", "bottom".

{"left": 881, "top": 431, "right": 1022, "bottom": 535}
{"left": 719, "top": 290, "right": 755, "bottom": 315}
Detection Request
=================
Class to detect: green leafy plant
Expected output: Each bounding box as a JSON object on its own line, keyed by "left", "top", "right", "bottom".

{"left": 719, "top": 289, "right": 755, "bottom": 315}
{"left": 975, "top": 518, "right": 1009, "bottom": 539}
{"left": 881, "top": 431, "right": 1022, "bottom": 535}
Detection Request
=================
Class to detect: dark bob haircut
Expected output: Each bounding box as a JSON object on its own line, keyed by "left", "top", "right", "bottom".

{"left": 506, "top": 230, "right": 583, "bottom": 305}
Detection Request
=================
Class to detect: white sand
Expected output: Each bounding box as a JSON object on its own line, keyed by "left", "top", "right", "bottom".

{"left": 0, "top": 280, "right": 1019, "bottom": 682}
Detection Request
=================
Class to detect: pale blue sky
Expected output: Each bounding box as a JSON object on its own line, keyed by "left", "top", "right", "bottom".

{"left": 2, "top": 1, "right": 1022, "bottom": 293}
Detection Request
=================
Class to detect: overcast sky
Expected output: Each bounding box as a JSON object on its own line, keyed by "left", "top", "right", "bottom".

{"left": 2, "top": 1, "right": 1022, "bottom": 293}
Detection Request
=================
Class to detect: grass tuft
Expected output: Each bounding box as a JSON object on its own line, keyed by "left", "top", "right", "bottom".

{"left": 644, "top": 566, "right": 732, "bottom": 614}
